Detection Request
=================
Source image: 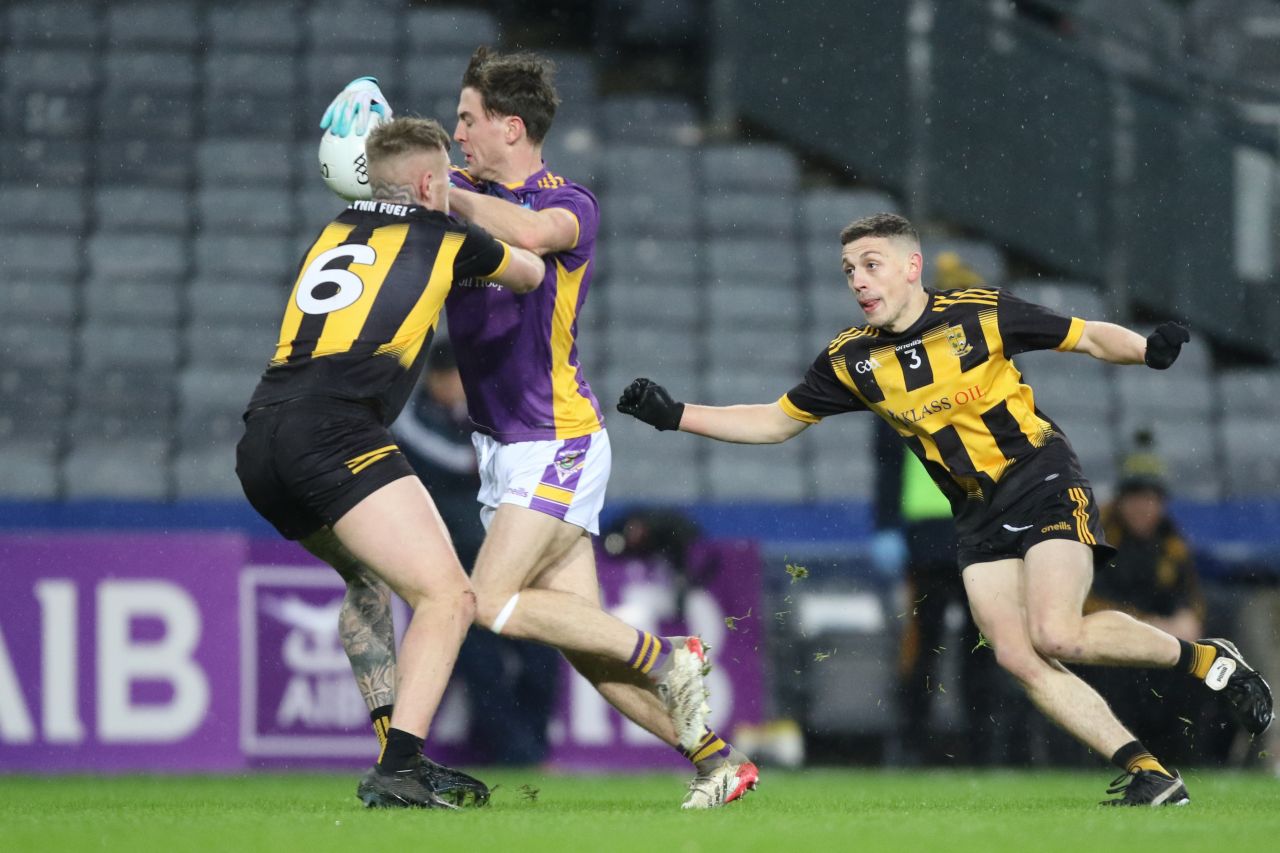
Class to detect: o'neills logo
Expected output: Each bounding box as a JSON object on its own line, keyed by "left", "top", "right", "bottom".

{"left": 1041, "top": 521, "right": 1072, "bottom": 533}
{"left": 888, "top": 384, "right": 986, "bottom": 427}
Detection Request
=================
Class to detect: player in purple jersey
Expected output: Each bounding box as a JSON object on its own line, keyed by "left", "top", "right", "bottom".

{"left": 320, "top": 51, "right": 757, "bottom": 807}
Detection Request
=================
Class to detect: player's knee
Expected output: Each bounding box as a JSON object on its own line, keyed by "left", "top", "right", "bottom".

{"left": 993, "top": 643, "right": 1041, "bottom": 684}
{"left": 1028, "top": 621, "right": 1082, "bottom": 662}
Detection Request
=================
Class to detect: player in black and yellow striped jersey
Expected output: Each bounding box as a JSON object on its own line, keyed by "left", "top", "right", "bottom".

{"left": 618, "top": 212, "right": 1272, "bottom": 806}
{"left": 236, "top": 117, "right": 545, "bottom": 810}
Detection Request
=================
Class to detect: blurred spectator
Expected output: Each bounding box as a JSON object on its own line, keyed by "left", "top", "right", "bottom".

{"left": 1076, "top": 434, "right": 1230, "bottom": 765}
{"left": 393, "top": 340, "right": 560, "bottom": 765}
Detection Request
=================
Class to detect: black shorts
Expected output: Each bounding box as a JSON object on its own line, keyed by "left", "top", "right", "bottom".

{"left": 956, "top": 485, "right": 1115, "bottom": 570}
{"left": 954, "top": 441, "right": 1115, "bottom": 570}
{"left": 235, "top": 396, "right": 416, "bottom": 540}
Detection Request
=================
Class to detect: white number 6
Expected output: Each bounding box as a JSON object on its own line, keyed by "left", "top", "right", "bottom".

{"left": 296, "top": 244, "right": 377, "bottom": 315}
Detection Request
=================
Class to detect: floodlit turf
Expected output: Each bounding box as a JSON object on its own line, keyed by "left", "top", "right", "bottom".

{"left": 1, "top": 768, "right": 1277, "bottom": 852}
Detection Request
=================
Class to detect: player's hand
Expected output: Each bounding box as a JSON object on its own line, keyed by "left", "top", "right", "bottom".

{"left": 1144, "top": 322, "right": 1190, "bottom": 370}
{"left": 319, "top": 77, "right": 393, "bottom": 137}
{"left": 617, "top": 378, "right": 684, "bottom": 431}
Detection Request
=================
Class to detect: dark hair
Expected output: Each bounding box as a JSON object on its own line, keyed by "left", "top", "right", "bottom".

{"left": 461, "top": 46, "right": 560, "bottom": 143}
{"left": 839, "top": 212, "right": 920, "bottom": 247}
{"left": 365, "top": 116, "right": 451, "bottom": 164}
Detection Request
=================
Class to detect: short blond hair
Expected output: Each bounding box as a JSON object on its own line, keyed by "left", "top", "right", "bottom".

{"left": 365, "top": 116, "right": 451, "bottom": 166}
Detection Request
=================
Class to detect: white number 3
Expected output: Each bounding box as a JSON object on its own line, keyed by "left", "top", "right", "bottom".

{"left": 296, "top": 244, "right": 377, "bottom": 315}
{"left": 906, "top": 347, "right": 922, "bottom": 369}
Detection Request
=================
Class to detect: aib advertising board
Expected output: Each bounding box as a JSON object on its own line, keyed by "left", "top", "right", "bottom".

{"left": 0, "top": 532, "right": 762, "bottom": 772}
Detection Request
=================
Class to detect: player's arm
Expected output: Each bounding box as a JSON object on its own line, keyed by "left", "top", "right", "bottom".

{"left": 1073, "top": 320, "right": 1189, "bottom": 369}
{"left": 449, "top": 186, "right": 579, "bottom": 254}
{"left": 616, "top": 379, "right": 809, "bottom": 444}
{"left": 487, "top": 243, "right": 545, "bottom": 294}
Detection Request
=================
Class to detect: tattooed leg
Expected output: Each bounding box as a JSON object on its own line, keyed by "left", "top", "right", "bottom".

{"left": 301, "top": 527, "right": 397, "bottom": 710}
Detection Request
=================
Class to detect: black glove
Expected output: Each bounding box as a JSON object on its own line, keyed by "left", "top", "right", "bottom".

{"left": 617, "top": 378, "right": 684, "bottom": 431}
{"left": 1144, "top": 322, "right": 1190, "bottom": 370}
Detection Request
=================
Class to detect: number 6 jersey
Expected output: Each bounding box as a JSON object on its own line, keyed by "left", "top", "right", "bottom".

{"left": 247, "top": 201, "right": 510, "bottom": 424}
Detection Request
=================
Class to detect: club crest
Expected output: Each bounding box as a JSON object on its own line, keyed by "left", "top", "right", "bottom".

{"left": 947, "top": 326, "right": 973, "bottom": 357}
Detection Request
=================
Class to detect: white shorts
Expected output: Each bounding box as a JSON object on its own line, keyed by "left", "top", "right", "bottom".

{"left": 472, "top": 430, "right": 611, "bottom": 535}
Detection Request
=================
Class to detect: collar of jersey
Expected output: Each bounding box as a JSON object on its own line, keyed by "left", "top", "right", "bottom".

{"left": 876, "top": 288, "right": 938, "bottom": 340}
{"left": 500, "top": 165, "right": 550, "bottom": 191}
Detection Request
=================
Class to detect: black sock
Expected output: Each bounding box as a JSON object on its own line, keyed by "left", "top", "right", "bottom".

{"left": 378, "top": 727, "right": 423, "bottom": 773}
{"left": 370, "top": 705, "right": 393, "bottom": 750}
{"left": 1111, "top": 739, "right": 1170, "bottom": 777}
{"left": 1176, "top": 639, "right": 1195, "bottom": 672}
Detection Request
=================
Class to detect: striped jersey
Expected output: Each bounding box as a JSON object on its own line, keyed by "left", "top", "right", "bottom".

{"left": 447, "top": 166, "right": 603, "bottom": 443}
{"left": 782, "top": 287, "right": 1088, "bottom": 512}
{"left": 248, "top": 201, "right": 510, "bottom": 425}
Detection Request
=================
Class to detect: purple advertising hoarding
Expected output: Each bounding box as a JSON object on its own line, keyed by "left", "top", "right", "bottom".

{"left": 0, "top": 532, "right": 245, "bottom": 771}
{"left": 1, "top": 532, "right": 762, "bottom": 773}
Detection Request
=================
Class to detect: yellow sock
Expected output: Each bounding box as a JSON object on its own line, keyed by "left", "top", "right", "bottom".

{"left": 1189, "top": 643, "right": 1218, "bottom": 680}
{"left": 370, "top": 705, "right": 393, "bottom": 751}
{"left": 1127, "top": 751, "right": 1171, "bottom": 778}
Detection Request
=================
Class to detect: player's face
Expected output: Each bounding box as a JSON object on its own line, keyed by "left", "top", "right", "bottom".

{"left": 454, "top": 87, "right": 509, "bottom": 181}
{"left": 842, "top": 236, "right": 924, "bottom": 332}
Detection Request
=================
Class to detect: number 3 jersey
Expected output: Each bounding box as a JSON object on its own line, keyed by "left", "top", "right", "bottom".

{"left": 781, "top": 287, "right": 1088, "bottom": 515}
{"left": 247, "top": 201, "right": 510, "bottom": 425}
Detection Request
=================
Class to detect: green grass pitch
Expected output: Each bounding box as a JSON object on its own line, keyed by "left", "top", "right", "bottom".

{"left": 2, "top": 769, "right": 1276, "bottom": 852}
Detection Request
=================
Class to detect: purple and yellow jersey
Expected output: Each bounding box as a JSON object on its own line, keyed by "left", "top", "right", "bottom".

{"left": 447, "top": 166, "right": 603, "bottom": 443}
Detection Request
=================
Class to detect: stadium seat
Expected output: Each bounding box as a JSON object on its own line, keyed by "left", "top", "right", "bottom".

{"left": 800, "top": 188, "right": 901, "bottom": 240}
{"left": 0, "top": 366, "right": 71, "bottom": 424}
{"left": 402, "top": 53, "right": 474, "bottom": 106}
{"left": 63, "top": 439, "right": 170, "bottom": 500}
{"left": 2, "top": 49, "right": 96, "bottom": 137}
{"left": 1219, "top": 369, "right": 1280, "bottom": 417}
{"left": 1008, "top": 279, "right": 1107, "bottom": 320}
{"left": 207, "top": 3, "right": 303, "bottom": 51}
{"left": 203, "top": 52, "right": 300, "bottom": 139}
{"left": 104, "top": 51, "right": 198, "bottom": 94}
{"left": 701, "top": 366, "right": 802, "bottom": 407}
{"left": 601, "top": 278, "right": 701, "bottom": 328}
{"left": 707, "top": 278, "right": 805, "bottom": 327}
{"left": 0, "top": 322, "right": 75, "bottom": 369}
{"left": 1116, "top": 373, "right": 1214, "bottom": 419}
{"left": 197, "top": 140, "right": 292, "bottom": 189}
{"left": 0, "top": 441, "right": 59, "bottom": 499}
{"left": 87, "top": 233, "right": 187, "bottom": 281}
{"left": 604, "top": 326, "right": 702, "bottom": 375}
{"left": 800, "top": 419, "right": 877, "bottom": 500}
{"left": 1222, "top": 417, "right": 1280, "bottom": 497}
{"left": 104, "top": 3, "right": 199, "bottom": 49}
{"left": 405, "top": 7, "right": 499, "bottom": 51}
{"left": 704, "top": 191, "right": 796, "bottom": 238}
{"left": 1025, "top": 370, "right": 1115, "bottom": 418}
{"left": 94, "top": 187, "right": 192, "bottom": 232}
{"left": 542, "top": 51, "right": 598, "bottom": 106}
{"left": 1115, "top": 417, "right": 1220, "bottom": 500}
{"left": 702, "top": 144, "right": 800, "bottom": 193}
{"left": 0, "top": 187, "right": 86, "bottom": 232}
{"left": 8, "top": 2, "right": 99, "bottom": 46}
{"left": 4, "top": 233, "right": 83, "bottom": 279}
{"left": 599, "top": 96, "right": 700, "bottom": 144}
{"left": 0, "top": 139, "right": 89, "bottom": 186}
{"left": 188, "top": 279, "right": 291, "bottom": 325}
{"left": 1, "top": 88, "right": 94, "bottom": 139}
{"left": 804, "top": 276, "right": 863, "bottom": 331}
{"left": 74, "top": 367, "right": 174, "bottom": 413}
{"left": 3, "top": 48, "right": 97, "bottom": 92}
{"left": 599, "top": 191, "right": 696, "bottom": 238}
{"left": 602, "top": 415, "right": 703, "bottom": 502}
{"left": 178, "top": 366, "right": 263, "bottom": 412}
{"left": 185, "top": 322, "right": 279, "bottom": 371}
{"left": 707, "top": 238, "right": 798, "bottom": 281}
{"left": 79, "top": 321, "right": 181, "bottom": 371}
{"left": 96, "top": 138, "right": 191, "bottom": 188}
{"left": 194, "top": 234, "right": 293, "bottom": 279}
{"left": 306, "top": 1, "right": 399, "bottom": 51}
{"left": 600, "top": 146, "right": 696, "bottom": 194}
{"left": 174, "top": 446, "right": 245, "bottom": 499}
{"left": 601, "top": 238, "right": 701, "bottom": 282}
{"left": 706, "top": 441, "right": 806, "bottom": 501}
{"left": 83, "top": 278, "right": 183, "bottom": 324}
{"left": 197, "top": 187, "right": 293, "bottom": 234}
{"left": 0, "top": 279, "right": 77, "bottom": 323}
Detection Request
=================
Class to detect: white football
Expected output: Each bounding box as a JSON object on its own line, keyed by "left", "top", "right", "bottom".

{"left": 318, "top": 120, "right": 385, "bottom": 201}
